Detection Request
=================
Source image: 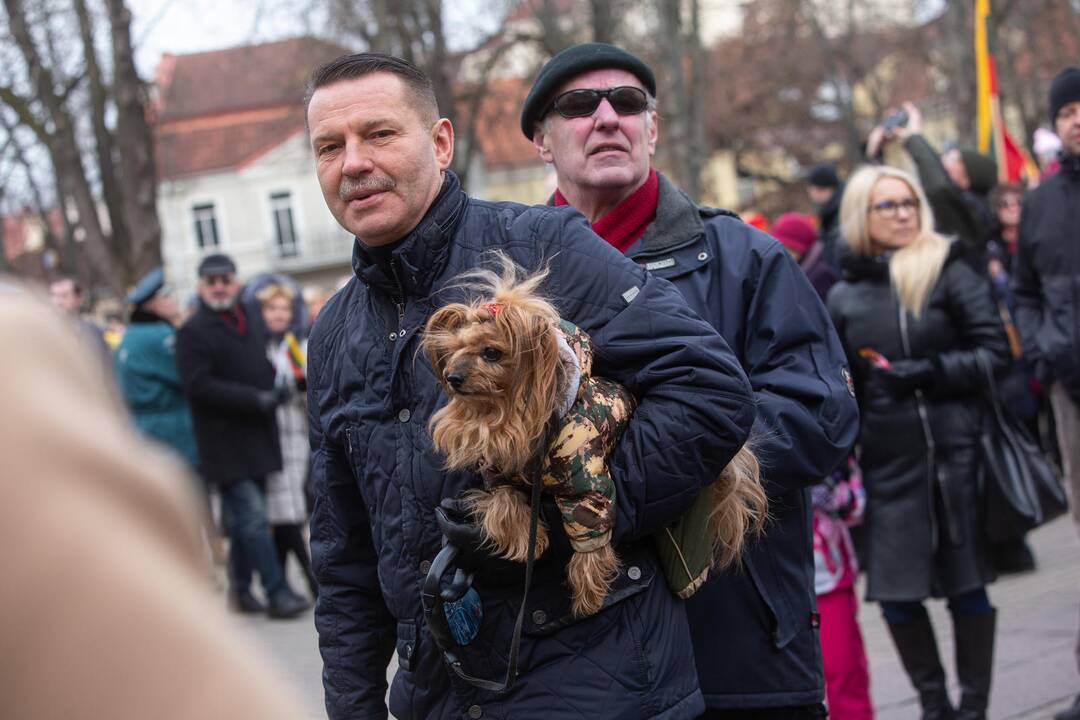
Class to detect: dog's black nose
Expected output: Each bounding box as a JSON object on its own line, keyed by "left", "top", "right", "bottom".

{"left": 446, "top": 372, "right": 465, "bottom": 390}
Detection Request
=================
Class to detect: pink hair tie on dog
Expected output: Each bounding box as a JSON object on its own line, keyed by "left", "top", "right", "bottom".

{"left": 482, "top": 302, "right": 502, "bottom": 317}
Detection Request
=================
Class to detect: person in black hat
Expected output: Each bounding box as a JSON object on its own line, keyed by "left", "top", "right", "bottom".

{"left": 805, "top": 161, "right": 845, "bottom": 270}
{"left": 175, "top": 253, "right": 307, "bottom": 619}
{"left": 523, "top": 42, "right": 859, "bottom": 720}
{"left": 1013, "top": 66, "right": 1080, "bottom": 720}
{"left": 867, "top": 101, "right": 997, "bottom": 272}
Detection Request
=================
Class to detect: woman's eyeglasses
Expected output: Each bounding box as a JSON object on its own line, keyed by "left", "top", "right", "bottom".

{"left": 546, "top": 86, "right": 649, "bottom": 120}
{"left": 870, "top": 198, "right": 920, "bottom": 217}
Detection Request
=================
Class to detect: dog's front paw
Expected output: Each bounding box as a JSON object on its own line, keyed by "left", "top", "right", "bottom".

{"left": 567, "top": 545, "right": 619, "bottom": 617}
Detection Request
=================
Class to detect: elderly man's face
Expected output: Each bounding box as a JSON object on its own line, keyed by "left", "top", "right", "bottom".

{"left": 941, "top": 149, "right": 970, "bottom": 190}
{"left": 532, "top": 68, "right": 657, "bottom": 203}
{"left": 307, "top": 72, "right": 454, "bottom": 247}
{"left": 198, "top": 273, "right": 239, "bottom": 311}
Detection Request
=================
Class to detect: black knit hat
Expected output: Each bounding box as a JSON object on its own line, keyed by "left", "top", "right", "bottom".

{"left": 959, "top": 149, "right": 998, "bottom": 196}
{"left": 197, "top": 253, "right": 237, "bottom": 277}
{"left": 520, "top": 43, "right": 656, "bottom": 140}
{"left": 806, "top": 161, "right": 840, "bottom": 189}
{"left": 1050, "top": 66, "right": 1080, "bottom": 124}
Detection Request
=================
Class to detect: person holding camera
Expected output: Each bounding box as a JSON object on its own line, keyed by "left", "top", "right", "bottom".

{"left": 866, "top": 103, "right": 997, "bottom": 272}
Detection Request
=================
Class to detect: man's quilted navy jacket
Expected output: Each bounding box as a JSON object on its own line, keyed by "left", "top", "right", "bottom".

{"left": 307, "top": 173, "right": 755, "bottom": 720}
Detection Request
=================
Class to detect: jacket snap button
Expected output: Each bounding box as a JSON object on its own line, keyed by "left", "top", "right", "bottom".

{"left": 398, "top": 408, "right": 411, "bottom": 423}
{"left": 697, "top": 251, "right": 708, "bottom": 262}
{"left": 627, "top": 566, "right": 642, "bottom": 580}
{"left": 468, "top": 704, "right": 483, "bottom": 718}
{"left": 419, "top": 559, "right": 432, "bottom": 574}
{"left": 389, "top": 332, "right": 397, "bottom": 341}
{"left": 531, "top": 610, "right": 547, "bottom": 625}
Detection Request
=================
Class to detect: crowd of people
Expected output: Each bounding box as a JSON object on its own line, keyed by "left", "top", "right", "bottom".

{"left": 13, "top": 43, "right": 1080, "bottom": 720}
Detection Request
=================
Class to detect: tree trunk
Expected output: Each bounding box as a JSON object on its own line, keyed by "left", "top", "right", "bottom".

{"left": 2, "top": 0, "right": 120, "bottom": 295}
{"left": 74, "top": 0, "right": 131, "bottom": 280}
{"left": 657, "top": 0, "right": 701, "bottom": 199}
{"left": 106, "top": 0, "right": 162, "bottom": 280}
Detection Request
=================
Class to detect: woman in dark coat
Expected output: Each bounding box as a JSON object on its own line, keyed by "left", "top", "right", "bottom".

{"left": 827, "top": 165, "right": 1011, "bottom": 720}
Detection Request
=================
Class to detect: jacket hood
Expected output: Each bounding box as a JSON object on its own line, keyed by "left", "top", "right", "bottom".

{"left": 351, "top": 172, "right": 466, "bottom": 297}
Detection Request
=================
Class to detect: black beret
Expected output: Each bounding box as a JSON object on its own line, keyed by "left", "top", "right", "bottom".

{"left": 1050, "top": 66, "right": 1080, "bottom": 125}
{"left": 197, "top": 253, "right": 237, "bottom": 277}
{"left": 520, "top": 43, "right": 656, "bottom": 140}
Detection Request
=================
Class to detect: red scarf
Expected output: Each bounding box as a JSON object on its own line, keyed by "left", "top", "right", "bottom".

{"left": 218, "top": 304, "right": 247, "bottom": 335}
{"left": 554, "top": 169, "right": 659, "bottom": 253}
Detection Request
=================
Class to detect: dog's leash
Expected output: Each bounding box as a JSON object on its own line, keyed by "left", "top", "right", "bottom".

{"left": 426, "top": 416, "right": 558, "bottom": 694}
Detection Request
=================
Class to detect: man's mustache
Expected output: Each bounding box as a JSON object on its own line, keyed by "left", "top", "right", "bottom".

{"left": 339, "top": 175, "right": 395, "bottom": 202}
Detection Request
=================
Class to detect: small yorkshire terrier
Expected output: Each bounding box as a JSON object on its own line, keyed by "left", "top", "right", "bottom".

{"left": 423, "top": 256, "right": 767, "bottom": 616}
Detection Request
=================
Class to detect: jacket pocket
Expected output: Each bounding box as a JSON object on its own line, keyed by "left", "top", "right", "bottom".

{"left": 744, "top": 541, "right": 799, "bottom": 649}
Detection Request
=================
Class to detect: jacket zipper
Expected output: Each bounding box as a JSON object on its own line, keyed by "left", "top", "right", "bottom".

{"left": 898, "top": 305, "right": 942, "bottom": 551}
{"left": 389, "top": 258, "right": 406, "bottom": 336}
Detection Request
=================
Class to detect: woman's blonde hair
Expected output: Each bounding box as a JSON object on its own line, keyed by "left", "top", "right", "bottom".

{"left": 255, "top": 282, "right": 296, "bottom": 306}
{"left": 840, "top": 165, "right": 950, "bottom": 318}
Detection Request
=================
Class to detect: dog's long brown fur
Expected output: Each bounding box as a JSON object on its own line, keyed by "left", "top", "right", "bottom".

{"left": 424, "top": 254, "right": 768, "bottom": 615}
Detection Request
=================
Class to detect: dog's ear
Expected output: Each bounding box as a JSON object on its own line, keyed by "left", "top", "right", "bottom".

{"left": 495, "top": 301, "right": 561, "bottom": 417}
{"left": 423, "top": 303, "right": 469, "bottom": 376}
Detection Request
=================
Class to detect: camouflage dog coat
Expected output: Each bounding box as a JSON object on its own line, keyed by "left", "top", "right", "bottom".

{"left": 540, "top": 320, "right": 635, "bottom": 553}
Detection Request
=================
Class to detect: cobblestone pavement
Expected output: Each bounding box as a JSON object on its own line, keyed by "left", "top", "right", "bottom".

{"left": 237, "top": 516, "right": 1080, "bottom": 719}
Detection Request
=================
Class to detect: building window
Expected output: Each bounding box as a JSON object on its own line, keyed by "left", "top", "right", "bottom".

{"left": 270, "top": 191, "right": 298, "bottom": 258}
{"left": 192, "top": 203, "right": 219, "bottom": 249}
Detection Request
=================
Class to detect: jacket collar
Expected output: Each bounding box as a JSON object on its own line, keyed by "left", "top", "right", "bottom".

{"left": 1060, "top": 152, "right": 1080, "bottom": 181}
{"left": 351, "top": 171, "right": 467, "bottom": 298}
{"left": 840, "top": 237, "right": 967, "bottom": 282}
{"left": 635, "top": 172, "right": 707, "bottom": 254}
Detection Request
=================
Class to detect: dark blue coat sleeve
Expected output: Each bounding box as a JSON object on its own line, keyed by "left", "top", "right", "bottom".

{"left": 538, "top": 208, "right": 756, "bottom": 542}
{"left": 307, "top": 338, "right": 395, "bottom": 720}
{"left": 738, "top": 239, "right": 859, "bottom": 492}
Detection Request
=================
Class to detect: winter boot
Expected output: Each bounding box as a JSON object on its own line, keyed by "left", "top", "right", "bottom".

{"left": 953, "top": 609, "right": 996, "bottom": 720}
{"left": 887, "top": 617, "right": 956, "bottom": 720}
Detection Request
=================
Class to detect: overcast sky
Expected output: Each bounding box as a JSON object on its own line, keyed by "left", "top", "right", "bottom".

{"left": 129, "top": 0, "right": 320, "bottom": 76}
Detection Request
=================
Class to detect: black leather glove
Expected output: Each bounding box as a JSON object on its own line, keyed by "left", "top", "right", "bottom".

{"left": 255, "top": 383, "right": 292, "bottom": 412}
{"left": 877, "top": 358, "right": 937, "bottom": 398}
{"left": 432, "top": 496, "right": 570, "bottom": 587}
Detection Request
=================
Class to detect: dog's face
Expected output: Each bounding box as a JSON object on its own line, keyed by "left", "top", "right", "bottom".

{"left": 424, "top": 303, "right": 517, "bottom": 404}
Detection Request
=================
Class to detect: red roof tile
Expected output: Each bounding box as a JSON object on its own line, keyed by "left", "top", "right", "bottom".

{"left": 157, "top": 107, "right": 305, "bottom": 180}
{"left": 157, "top": 36, "right": 347, "bottom": 122}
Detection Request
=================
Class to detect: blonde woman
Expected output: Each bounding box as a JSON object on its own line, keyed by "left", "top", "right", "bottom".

{"left": 256, "top": 282, "right": 317, "bottom": 598}
{"left": 827, "top": 165, "right": 1010, "bottom": 720}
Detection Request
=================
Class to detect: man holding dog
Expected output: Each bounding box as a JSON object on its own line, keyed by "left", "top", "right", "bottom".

{"left": 521, "top": 43, "right": 860, "bottom": 719}
{"left": 305, "top": 52, "right": 757, "bottom": 719}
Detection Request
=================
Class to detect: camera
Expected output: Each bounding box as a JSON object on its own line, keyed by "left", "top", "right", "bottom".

{"left": 883, "top": 109, "right": 909, "bottom": 130}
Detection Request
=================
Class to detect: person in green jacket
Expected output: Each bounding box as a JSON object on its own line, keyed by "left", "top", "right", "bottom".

{"left": 115, "top": 267, "right": 199, "bottom": 469}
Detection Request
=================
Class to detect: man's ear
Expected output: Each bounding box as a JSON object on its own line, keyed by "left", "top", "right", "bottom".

{"left": 432, "top": 118, "right": 455, "bottom": 170}
{"left": 532, "top": 124, "right": 554, "bottom": 164}
{"left": 647, "top": 109, "right": 658, "bottom": 157}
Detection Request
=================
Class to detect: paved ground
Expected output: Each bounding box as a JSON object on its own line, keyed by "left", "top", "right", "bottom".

{"left": 235, "top": 516, "right": 1080, "bottom": 719}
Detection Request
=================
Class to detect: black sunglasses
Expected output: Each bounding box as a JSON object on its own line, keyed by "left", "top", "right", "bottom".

{"left": 546, "top": 86, "right": 649, "bottom": 120}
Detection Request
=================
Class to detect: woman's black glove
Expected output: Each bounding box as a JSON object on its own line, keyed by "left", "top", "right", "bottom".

{"left": 876, "top": 358, "right": 937, "bottom": 398}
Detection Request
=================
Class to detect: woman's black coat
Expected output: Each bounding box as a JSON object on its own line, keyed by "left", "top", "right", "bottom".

{"left": 827, "top": 242, "right": 1010, "bottom": 601}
